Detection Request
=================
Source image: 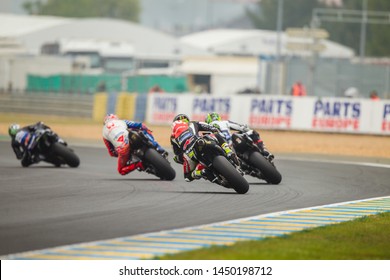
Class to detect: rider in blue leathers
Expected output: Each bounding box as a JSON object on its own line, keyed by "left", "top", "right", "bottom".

{"left": 9, "top": 121, "right": 54, "bottom": 167}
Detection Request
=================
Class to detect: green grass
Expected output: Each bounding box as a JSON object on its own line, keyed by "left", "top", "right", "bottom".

{"left": 158, "top": 212, "right": 390, "bottom": 260}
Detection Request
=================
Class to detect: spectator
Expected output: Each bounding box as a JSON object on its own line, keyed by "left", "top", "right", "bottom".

{"left": 97, "top": 81, "right": 107, "bottom": 92}
{"left": 238, "top": 87, "right": 261, "bottom": 94}
{"left": 370, "top": 90, "right": 380, "bottom": 101}
{"left": 194, "top": 85, "right": 207, "bottom": 94}
{"left": 344, "top": 87, "right": 359, "bottom": 98}
{"left": 290, "top": 81, "right": 306, "bottom": 96}
{"left": 149, "top": 85, "right": 164, "bottom": 94}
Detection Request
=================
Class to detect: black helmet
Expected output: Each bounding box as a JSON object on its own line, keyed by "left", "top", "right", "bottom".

{"left": 173, "top": 114, "right": 189, "bottom": 123}
{"left": 8, "top": 123, "right": 20, "bottom": 137}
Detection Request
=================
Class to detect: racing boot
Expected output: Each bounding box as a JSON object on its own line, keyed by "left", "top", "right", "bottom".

{"left": 201, "top": 169, "right": 219, "bottom": 183}
{"left": 160, "top": 150, "right": 169, "bottom": 158}
{"left": 21, "top": 152, "right": 33, "bottom": 167}
{"left": 156, "top": 147, "right": 168, "bottom": 158}
{"left": 120, "top": 161, "right": 144, "bottom": 175}
{"left": 221, "top": 142, "right": 233, "bottom": 157}
{"left": 190, "top": 164, "right": 205, "bottom": 180}
{"left": 257, "top": 141, "right": 274, "bottom": 161}
{"left": 221, "top": 143, "right": 239, "bottom": 165}
{"left": 190, "top": 164, "right": 219, "bottom": 183}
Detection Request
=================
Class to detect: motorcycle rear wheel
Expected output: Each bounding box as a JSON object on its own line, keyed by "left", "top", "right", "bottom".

{"left": 144, "top": 148, "right": 176, "bottom": 181}
{"left": 248, "top": 151, "right": 282, "bottom": 184}
{"left": 213, "top": 155, "right": 249, "bottom": 194}
{"left": 50, "top": 142, "right": 80, "bottom": 168}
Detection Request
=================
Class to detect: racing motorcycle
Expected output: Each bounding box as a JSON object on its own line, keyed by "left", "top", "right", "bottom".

{"left": 231, "top": 132, "right": 282, "bottom": 184}
{"left": 190, "top": 134, "right": 249, "bottom": 194}
{"left": 26, "top": 127, "right": 80, "bottom": 168}
{"left": 128, "top": 130, "right": 176, "bottom": 181}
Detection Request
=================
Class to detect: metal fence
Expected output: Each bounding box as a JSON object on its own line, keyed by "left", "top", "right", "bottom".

{"left": 26, "top": 74, "right": 188, "bottom": 94}
{"left": 282, "top": 57, "right": 390, "bottom": 99}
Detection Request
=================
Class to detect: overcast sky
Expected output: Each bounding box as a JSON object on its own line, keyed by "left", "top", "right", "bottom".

{"left": 0, "top": 0, "right": 26, "bottom": 14}
{"left": 0, "top": 0, "right": 257, "bottom": 34}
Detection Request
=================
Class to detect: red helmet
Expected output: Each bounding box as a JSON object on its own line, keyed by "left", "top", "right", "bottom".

{"left": 103, "top": 114, "right": 118, "bottom": 124}
{"left": 171, "top": 120, "right": 189, "bottom": 138}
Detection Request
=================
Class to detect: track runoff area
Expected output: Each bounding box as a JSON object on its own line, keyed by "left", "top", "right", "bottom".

{"left": 2, "top": 196, "right": 389, "bottom": 279}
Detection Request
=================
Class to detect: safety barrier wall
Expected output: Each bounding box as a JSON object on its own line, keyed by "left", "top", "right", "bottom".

{"left": 0, "top": 92, "right": 93, "bottom": 118}
{"left": 92, "top": 92, "right": 140, "bottom": 122}
{"left": 0, "top": 91, "right": 140, "bottom": 121}
{"left": 4, "top": 92, "right": 389, "bottom": 135}
{"left": 146, "top": 93, "right": 390, "bottom": 135}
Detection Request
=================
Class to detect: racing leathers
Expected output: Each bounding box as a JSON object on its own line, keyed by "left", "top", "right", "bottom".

{"left": 209, "top": 119, "right": 274, "bottom": 160}
{"left": 103, "top": 119, "right": 167, "bottom": 175}
{"left": 11, "top": 122, "right": 52, "bottom": 167}
{"left": 170, "top": 120, "right": 235, "bottom": 182}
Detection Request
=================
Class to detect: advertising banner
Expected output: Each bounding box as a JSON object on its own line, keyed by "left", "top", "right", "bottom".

{"left": 246, "top": 96, "right": 293, "bottom": 130}
{"left": 310, "top": 98, "right": 362, "bottom": 133}
{"left": 382, "top": 103, "right": 390, "bottom": 133}
{"left": 147, "top": 93, "right": 179, "bottom": 124}
{"left": 191, "top": 96, "right": 231, "bottom": 122}
{"left": 146, "top": 93, "right": 390, "bottom": 136}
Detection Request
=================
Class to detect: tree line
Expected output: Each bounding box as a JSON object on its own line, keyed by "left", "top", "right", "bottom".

{"left": 247, "top": 0, "right": 389, "bottom": 57}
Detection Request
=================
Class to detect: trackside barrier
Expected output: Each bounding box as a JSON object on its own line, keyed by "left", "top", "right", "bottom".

{"left": 146, "top": 93, "right": 390, "bottom": 135}
{"left": 93, "top": 92, "right": 108, "bottom": 122}
{"left": 134, "top": 94, "right": 148, "bottom": 122}
{"left": 92, "top": 92, "right": 137, "bottom": 122}
{"left": 115, "top": 92, "right": 136, "bottom": 120}
{"left": 0, "top": 92, "right": 93, "bottom": 118}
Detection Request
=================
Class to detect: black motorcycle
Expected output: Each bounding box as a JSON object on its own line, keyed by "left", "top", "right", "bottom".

{"left": 190, "top": 134, "right": 249, "bottom": 194}
{"left": 231, "top": 132, "right": 282, "bottom": 184}
{"left": 128, "top": 130, "right": 176, "bottom": 181}
{"left": 26, "top": 127, "right": 80, "bottom": 168}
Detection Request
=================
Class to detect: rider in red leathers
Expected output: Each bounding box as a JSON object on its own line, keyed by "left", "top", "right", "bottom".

{"left": 170, "top": 113, "right": 238, "bottom": 182}
{"left": 102, "top": 114, "right": 167, "bottom": 175}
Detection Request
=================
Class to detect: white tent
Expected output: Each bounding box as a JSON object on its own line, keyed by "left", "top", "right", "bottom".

{"left": 180, "top": 28, "right": 354, "bottom": 59}
{"left": 0, "top": 13, "right": 206, "bottom": 59}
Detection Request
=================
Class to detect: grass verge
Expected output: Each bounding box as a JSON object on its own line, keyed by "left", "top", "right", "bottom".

{"left": 158, "top": 212, "right": 390, "bottom": 260}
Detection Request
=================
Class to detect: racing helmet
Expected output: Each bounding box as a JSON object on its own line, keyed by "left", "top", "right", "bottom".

{"left": 8, "top": 123, "right": 20, "bottom": 137}
{"left": 205, "top": 112, "right": 221, "bottom": 124}
{"left": 103, "top": 113, "right": 118, "bottom": 124}
{"left": 173, "top": 114, "right": 189, "bottom": 123}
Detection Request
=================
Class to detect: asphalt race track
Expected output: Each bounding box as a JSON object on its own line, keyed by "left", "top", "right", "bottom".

{"left": 1, "top": 141, "right": 390, "bottom": 256}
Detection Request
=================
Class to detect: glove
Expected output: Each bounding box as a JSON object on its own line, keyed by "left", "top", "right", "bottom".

{"left": 242, "top": 124, "right": 250, "bottom": 132}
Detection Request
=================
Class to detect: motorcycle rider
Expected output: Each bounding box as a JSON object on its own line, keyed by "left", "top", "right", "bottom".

{"left": 8, "top": 121, "right": 55, "bottom": 167}
{"left": 170, "top": 113, "right": 238, "bottom": 182}
{"left": 102, "top": 113, "right": 168, "bottom": 175}
{"left": 205, "top": 112, "right": 274, "bottom": 161}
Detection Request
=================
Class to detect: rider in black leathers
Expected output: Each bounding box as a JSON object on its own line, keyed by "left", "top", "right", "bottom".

{"left": 170, "top": 114, "right": 238, "bottom": 182}
{"left": 9, "top": 121, "right": 60, "bottom": 167}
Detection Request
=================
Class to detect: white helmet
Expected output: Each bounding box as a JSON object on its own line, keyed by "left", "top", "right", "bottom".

{"left": 103, "top": 114, "right": 118, "bottom": 124}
